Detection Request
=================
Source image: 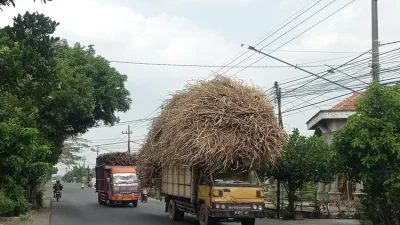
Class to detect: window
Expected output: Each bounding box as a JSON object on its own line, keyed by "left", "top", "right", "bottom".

{"left": 213, "top": 170, "right": 259, "bottom": 187}
{"left": 112, "top": 173, "right": 138, "bottom": 184}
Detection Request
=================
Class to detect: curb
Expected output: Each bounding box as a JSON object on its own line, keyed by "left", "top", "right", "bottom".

{"left": 0, "top": 213, "right": 30, "bottom": 222}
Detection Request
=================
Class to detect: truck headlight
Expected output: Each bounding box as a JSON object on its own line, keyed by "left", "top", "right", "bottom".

{"left": 221, "top": 204, "right": 226, "bottom": 209}
{"left": 215, "top": 204, "right": 220, "bottom": 209}
{"left": 252, "top": 205, "right": 257, "bottom": 210}
{"left": 258, "top": 205, "right": 263, "bottom": 210}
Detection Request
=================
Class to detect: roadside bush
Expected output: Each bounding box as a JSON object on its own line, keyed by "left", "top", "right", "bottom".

{"left": 36, "top": 190, "right": 44, "bottom": 208}
{"left": 2, "top": 183, "right": 30, "bottom": 216}
{"left": 0, "top": 192, "right": 15, "bottom": 217}
{"left": 147, "top": 188, "right": 156, "bottom": 198}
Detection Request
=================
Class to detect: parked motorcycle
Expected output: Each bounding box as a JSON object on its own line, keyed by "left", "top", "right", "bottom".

{"left": 55, "top": 190, "right": 62, "bottom": 201}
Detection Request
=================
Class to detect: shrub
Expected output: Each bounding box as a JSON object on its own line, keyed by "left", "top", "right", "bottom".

{"left": 36, "top": 190, "right": 44, "bottom": 208}
{"left": 0, "top": 192, "right": 15, "bottom": 217}
{"left": 2, "top": 183, "right": 30, "bottom": 216}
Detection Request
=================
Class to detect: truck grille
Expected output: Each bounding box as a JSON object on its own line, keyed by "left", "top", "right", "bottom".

{"left": 227, "top": 205, "right": 252, "bottom": 210}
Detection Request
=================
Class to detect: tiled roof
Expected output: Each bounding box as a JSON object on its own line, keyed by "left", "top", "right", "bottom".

{"left": 330, "top": 92, "right": 363, "bottom": 111}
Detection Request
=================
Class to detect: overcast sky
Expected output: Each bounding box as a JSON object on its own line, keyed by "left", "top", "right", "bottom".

{"left": 1, "top": 0, "right": 399, "bottom": 174}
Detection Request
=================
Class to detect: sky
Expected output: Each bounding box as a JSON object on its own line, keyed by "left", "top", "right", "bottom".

{"left": 1, "top": 0, "right": 399, "bottom": 174}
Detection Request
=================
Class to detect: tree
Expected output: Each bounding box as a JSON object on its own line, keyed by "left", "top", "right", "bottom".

{"left": 62, "top": 165, "right": 92, "bottom": 183}
{"left": 264, "top": 128, "right": 338, "bottom": 219}
{"left": 59, "top": 137, "right": 90, "bottom": 166}
{"left": 333, "top": 83, "right": 400, "bottom": 225}
{"left": 0, "top": 0, "right": 50, "bottom": 10}
{"left": 0, "top": 11, "right": 131, "bottom": 212}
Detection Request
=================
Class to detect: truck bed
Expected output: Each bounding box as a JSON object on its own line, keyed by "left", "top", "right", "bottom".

{"left": 161, "top": 166, "right": 192, "bottom": 199}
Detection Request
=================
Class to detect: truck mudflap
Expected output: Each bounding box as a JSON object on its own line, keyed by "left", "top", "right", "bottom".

{"left": 209, "top": 210, "right": 264, "bottom": 219}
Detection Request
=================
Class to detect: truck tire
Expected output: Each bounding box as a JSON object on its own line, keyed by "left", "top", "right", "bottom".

{"left": 168, "top": 200, "right": 184, "bottom": 221}
{"left": 199, "top": 204, "right": 215, "bottom": 225}
{"left": 241, "top": 218, "right": 255, "bottom": 225}
{"left": 132, "top": 200, "right": 138, "bottom": 207}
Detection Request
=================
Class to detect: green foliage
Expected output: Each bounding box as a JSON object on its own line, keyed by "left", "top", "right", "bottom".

{"left": 0, "top": 11, "right": 131, "bottom": 215}
{"left": 0, "top": 0, "right": 50, "bottom": 10}
{"left": 333, "top": 82, "right": 400, "bottom": 225}
{"left": 62, "top": 165, "right": 93, "bottom": 183}
{"left": 59, "top": 137, "right": 89, "bottom": 166}
{"left": 0, "top": 191, "right": 14, "bottom": 217}
{"left": 2, "top": 183, "right": 30, "bottom": 216}
{"left": 264, "top": 128, "right": 338, "bottom": 219}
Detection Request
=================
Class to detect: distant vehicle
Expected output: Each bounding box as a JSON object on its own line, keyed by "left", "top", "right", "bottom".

{"left": 96, "top": 165, "right": 140, "bottom": 207}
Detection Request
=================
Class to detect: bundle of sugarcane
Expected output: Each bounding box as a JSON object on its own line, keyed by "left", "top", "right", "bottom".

{"left": 137, "top": 75, "right": 286, "bottom": 187}
{"left": 96, "top": 152, "right": 137, "bottom": 166}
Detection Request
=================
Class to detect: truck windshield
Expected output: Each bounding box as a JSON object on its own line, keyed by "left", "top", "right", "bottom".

{"left": 112, "top": 173, "right": 138, "bottom": 184}
{"left": 213, "top": 170, "right": 259, "bottom": 187}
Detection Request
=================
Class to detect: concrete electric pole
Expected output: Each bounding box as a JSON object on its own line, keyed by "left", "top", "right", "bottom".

{"left": 122, "top": 125, "right": 133, "bottom": 154}
{"left": 274, "top": 81, "right": 283, "bottom": 219}
{"left": 91, "top": 147, "right": 99, "bottom": 158}
{"left": 371, "top": 0, "right": 380, "bottom": 82}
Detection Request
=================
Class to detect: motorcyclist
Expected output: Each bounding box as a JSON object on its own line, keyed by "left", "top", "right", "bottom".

{"left": 141, "top": 188, "right": 148, "bottom": 202}
{"left": 53, "top": 180, "right": 63, "bottom": 198}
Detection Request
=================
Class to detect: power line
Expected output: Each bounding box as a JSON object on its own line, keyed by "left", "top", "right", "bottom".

{"left": 224, "top": 0, "right": 338, "bottom": 76}
{"left": 232, "top": 0, "right": 355, "bottom": 77}
{"left": 94, "top": 118, "right": 153, "bottom": 128}
{"left": 204, "top": 0, "right": 323, "bottom": 80}
{"left": 108, "top": 60, "right": 344, "bottom": 69}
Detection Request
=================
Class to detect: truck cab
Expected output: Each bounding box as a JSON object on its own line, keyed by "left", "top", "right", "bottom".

{"left": 162, "top": 166, "right": 265, "bottom": 225}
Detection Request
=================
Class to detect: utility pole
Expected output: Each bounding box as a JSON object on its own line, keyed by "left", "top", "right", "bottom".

{"left": 274, "top": 81, "right": 283, "bottom": 219}
{"left": 87, "top": 165, "right": 90, "bottom": 185}
{"left": 91, "top": 147, "right": 99, "bottom": 158}
{"left": 122, "top": 125, "right": 133, "bottom": 154}
{"left": 371, "top": 0, "right": 380, "bottom": 82}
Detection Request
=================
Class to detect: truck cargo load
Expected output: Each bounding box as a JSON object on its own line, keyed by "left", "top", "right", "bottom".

{"left": 137, "top": 76, "right": 285, "bottom": 225}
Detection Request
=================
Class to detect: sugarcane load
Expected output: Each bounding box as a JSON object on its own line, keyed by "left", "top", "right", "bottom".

{"left": 137, "top": 75, "right": 285, "bottom": 225}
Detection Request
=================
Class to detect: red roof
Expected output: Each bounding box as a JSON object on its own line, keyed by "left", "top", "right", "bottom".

{"left": 330, "top": 92, "right": 363, "bottom": 111}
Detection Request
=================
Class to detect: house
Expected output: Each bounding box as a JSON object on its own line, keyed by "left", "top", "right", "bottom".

{"left": 306, "top": 93, "right": 364, "bottom": 201}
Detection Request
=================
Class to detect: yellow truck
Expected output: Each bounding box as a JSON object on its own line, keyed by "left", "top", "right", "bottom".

{"left": 161, "top": 166, "right": 265, "bottom": 225}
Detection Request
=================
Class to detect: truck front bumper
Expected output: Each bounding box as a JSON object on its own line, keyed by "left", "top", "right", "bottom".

{"left": 209, "top": 210, "right": 264, "bottom": 219}
{"left": 111, "top": 196, "right": 140, "bottom": 201}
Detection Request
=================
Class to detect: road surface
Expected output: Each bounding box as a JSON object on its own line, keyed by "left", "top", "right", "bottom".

{"left": 49, "top": 184, "right": 357, "bottom": 225}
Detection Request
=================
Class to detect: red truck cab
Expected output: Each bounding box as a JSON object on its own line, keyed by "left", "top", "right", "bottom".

{"left": 96, "top": 165, "right": 140, "bottom": 207}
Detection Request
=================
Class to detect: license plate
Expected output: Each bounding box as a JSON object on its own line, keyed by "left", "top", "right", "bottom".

{"left": 234, "top": 211, "right": 248, "bottom": 215}
{"left": 123, "top": 198, "right": 130, "bottom": 200}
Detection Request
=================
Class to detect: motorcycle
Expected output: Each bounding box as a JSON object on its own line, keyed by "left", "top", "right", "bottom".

{"left": 81, "top": 184, "right": 84, "bottom": 190}
{"left": 55, "top": 190, "right": 62, "bottom": 201}
{"left": 141, "top": 191, "right": 147, "bottom": 203}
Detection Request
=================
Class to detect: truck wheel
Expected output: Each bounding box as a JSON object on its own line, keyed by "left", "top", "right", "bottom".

{"left": 132, "top": 200, "right": 138, "bottom": 207}
{"left": 199, "top": 204, "right": 215, "bottom": 225}
{"left": 241, "top": 218, "right": 255, "bottom": 225}
{"left": 168, "top": 200, "right": 184, "bottom": 221}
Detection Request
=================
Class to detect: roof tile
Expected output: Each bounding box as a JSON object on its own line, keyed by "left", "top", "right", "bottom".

{"left": 330, "top": 92, "right": 363, "bottom": 111}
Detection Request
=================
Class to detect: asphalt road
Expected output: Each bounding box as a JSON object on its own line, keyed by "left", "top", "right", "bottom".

{"left": 49, "top": 183, "right": 282, "bottom": 225}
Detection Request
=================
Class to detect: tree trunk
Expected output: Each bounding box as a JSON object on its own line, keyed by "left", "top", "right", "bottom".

{"left": 28, "top": 177, "right": 38, "bottom": 209}
{"left": 287, "top": 188, "right": 297, "bottom": 220}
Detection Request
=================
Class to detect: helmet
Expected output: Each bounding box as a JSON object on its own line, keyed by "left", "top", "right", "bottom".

{"left": 56, "top": 180, "right": 60, "bottom": 183}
